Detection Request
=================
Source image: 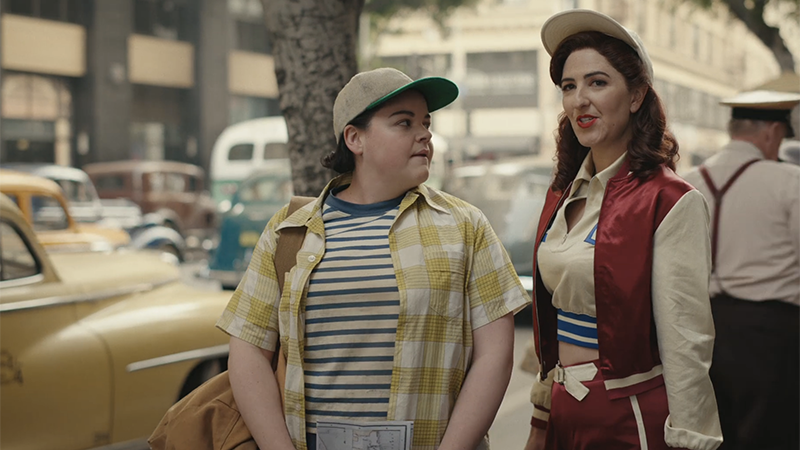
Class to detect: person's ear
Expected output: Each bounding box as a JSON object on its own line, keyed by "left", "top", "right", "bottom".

{"left": 343, "top": 124, "right": 364, "bottom": 156}
{"left": 630, "top": 85, "right": 647, "bottom": 114}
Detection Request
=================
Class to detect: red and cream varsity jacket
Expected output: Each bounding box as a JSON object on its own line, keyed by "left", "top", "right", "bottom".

{"left": 530, "top": 159, "right": 723, "bottom": 450}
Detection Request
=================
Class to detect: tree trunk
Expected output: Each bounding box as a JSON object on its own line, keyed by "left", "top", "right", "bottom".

{"left": 263, "top": 0, "right": 364, "bottom": 196}
{"left": 726, "top": 0, "right": 796, "bottom": 73}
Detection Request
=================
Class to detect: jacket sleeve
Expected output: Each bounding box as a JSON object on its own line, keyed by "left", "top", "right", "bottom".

{"left": 651, "top": 189, "right": 723, "bottom": 450}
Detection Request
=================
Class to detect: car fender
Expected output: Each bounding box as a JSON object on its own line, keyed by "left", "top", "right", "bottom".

{"left": 129, "top": 226, "right": 186, "bottom": 261}
{"left": 77, "top": 283, "right": 231, "bottom": 442}
{"left": 152, "top": 209, "right": 184, "bottom": 235}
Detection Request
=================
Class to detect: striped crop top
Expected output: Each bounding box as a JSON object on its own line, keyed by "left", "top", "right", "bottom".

{"left": 537, "top": 151, "right": 627, "bottom": 349}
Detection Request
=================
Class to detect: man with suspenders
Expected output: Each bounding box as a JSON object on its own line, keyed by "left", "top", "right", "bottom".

{"left": 683, "top": 90, "right": 800, "bottom": 450}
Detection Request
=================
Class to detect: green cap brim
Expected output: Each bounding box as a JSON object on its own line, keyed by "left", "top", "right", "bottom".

{"left": 366, "top": 77, "right": 459, "bottom": 113}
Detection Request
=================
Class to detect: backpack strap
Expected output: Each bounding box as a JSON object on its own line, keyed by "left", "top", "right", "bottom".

{"left": 270, "top": 195, "right": 315, "bottom": 397}
{"left": 698, "top": 159, "right": 760, "bottom": 269}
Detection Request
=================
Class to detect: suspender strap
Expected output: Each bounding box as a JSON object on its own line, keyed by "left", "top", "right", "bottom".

{"left": 698, "top": 159, "right": 760, "bottom": 268}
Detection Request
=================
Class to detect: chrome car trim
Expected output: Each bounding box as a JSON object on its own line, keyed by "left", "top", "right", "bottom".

{"left": 86, "top": 438, "right": 148, "bottom": 450}
{"left": 0, "top": 277, "right": 178, "bottom": 313}
{"left": 126, "top": 343, "right": 230, "bottom": 373}
{"left": 0, "top": 273, "right": 45, "bottom": 289}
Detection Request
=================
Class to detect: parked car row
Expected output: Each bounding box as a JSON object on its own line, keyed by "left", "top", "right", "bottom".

{"left": 2, "top": 165, "right": 186, "bottom": 260}
{"left": 0, "top": 193, "right": 230, "bottom": 449}
{"left": 84, "top": 160, "right": 219, "bottom": 257}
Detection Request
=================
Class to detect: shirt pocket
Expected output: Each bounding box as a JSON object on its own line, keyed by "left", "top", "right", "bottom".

{"left": 415, "top": 249, "right": 467, "bottom": 321}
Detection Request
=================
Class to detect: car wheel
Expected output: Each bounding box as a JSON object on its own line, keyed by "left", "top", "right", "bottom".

{"left": 178, "top": 357, "right": 227, "bottom": 400}
{"left": 158, "top": 243, "right": 182, "bottom": 262}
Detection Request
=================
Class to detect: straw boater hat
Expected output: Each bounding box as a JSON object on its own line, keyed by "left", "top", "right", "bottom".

{"left": 540, "top": 9, "right": 654, "bottom": 82}
{"left": 720, "top": 90, "right": 800, "bottom": 138}
{"left": 333, "top": 68, "right": 459, "bottom": 143}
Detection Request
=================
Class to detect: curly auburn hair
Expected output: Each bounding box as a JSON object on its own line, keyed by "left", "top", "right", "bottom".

{"left": 549, "top": 31, "right": 679, "bottom": 192}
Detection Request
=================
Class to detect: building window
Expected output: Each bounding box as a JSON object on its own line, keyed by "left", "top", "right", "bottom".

{"left": 133, "top": 0, "right": 188, "bottom": 40}
{"left": 380, "top": 54, "right": 452, "bottom": 81}
{"left": 668, "top": 15, "right": 677, "bottom": 49}
{"left": 229, "top": 0, "right": 271, "bottom": 53}
{"left": 2, "top": 0, "right": 83, "bottom": 23}
{"left": 465, "top": 51, "right": 538, "bottom": 97}
{"left": 235, "top": 20, "right": 271, "bottom": 53}
{"left": 229, "top": 96, "right": 281, "bottom": 124}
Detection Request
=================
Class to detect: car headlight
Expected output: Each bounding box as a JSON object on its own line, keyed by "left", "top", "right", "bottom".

{"left": 90, "top": 240, "right": 114, "bottom": 253}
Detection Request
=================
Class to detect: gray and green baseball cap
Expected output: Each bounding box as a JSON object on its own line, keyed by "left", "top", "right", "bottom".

{"left": 333, "top": 67, "right": 459, "bottom": 143}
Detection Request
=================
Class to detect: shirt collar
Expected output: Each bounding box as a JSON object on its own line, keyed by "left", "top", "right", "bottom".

{"left": 276, "top": 173, "right": 449, "bottom": 232}
{"left": 724, "top": 140, "right": 766, "bottom": 160}
{"left": 573, "top": 150, "right": 628, "bottom": 191}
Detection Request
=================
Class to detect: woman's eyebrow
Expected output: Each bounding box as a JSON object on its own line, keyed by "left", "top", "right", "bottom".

{"left": 584, "top": 71, "right": 610, "bottom": 78}
{"left": 560, "top": 71, "right": 610, "bottom": 84}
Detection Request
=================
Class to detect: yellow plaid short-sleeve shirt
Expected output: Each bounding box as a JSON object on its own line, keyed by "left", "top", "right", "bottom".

{"left": 217, "top": 174, "right": 530, "bottom": 450}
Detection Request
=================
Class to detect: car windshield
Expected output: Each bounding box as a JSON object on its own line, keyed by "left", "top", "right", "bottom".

{"left": 57, "top": 179, "right": 94, "bottom": 203}
{"left": 0, "top": 221, "right": 40, "bottom": 281}
{"left": 30, "top": 195, "right": 69, "bottom": 231}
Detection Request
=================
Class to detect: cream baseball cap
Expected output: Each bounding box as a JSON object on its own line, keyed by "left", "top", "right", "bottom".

{"left": 333, "top": 68, "right": 459, "bottom": 143}
{"left": 540, "top": 9, "right": 654, "bottom": 82}
{"left": 721, "top": 90, "right": 800, "bottom": 138}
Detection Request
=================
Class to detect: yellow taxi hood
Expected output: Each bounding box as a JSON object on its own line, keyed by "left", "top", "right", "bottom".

{"left": 48, "top": 249, "right": 180, "bottom": 291}
{"left": 75, "top": 223, "right": 131, "bottom": 248}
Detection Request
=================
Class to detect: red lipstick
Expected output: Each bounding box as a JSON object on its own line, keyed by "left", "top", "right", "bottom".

{"left": 576, "top": 115, "right": 597, "bottom": 129}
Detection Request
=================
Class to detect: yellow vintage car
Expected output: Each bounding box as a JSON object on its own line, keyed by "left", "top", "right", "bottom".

{"left": 0, "top": 169, "right": 130, "bottom": 253}
{"left": 0, "top": 194, "right": 231, "bottom": 449}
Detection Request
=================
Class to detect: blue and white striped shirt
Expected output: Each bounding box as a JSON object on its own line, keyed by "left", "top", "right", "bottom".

{"left": 304, "top": 189, "right": 402, "bottom": 433}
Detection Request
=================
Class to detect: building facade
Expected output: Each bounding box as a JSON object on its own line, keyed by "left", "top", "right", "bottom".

{"left": 0, "top": 0, "right": 279, "bottom": 171}
{"left": 368, "top": 0, "right": 793, "bottom": 169}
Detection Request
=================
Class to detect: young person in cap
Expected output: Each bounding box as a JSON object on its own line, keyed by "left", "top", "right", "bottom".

{"left": 524, "top": 9, "right": 722, "bottom": 450}
{"left": 217, "top": 67, "right": 530, "bottom": 450}
{"left": 682, "top": 90, "right": 800, "bottom": 450}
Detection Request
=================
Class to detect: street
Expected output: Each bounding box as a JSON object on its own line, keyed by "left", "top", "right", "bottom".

{"left": 489, "top": 326, "right": 537, "bottom": 449}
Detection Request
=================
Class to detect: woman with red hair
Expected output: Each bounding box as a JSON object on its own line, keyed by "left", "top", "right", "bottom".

{"left": 525, "top": 9, "right": 722, "bottom": 450}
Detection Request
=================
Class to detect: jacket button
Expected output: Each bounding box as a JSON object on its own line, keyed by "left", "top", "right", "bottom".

{"left": 308, "top": 255, "right": 316, "bottom": 262}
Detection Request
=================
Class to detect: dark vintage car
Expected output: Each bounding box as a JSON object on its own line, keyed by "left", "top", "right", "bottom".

{"left": 3, "top": 163, "right": 186, "bottom": 261}
{"left": 83, "top": 161, "right": 218, "bottom": 254}
{"left": 202, "top": 168, "right": 293, "bottom": 289}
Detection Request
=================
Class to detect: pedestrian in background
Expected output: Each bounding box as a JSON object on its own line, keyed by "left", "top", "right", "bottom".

{"left": 683, "top": 91, "right": 800, "bottom": 450}
{"left": 524, "top": 9, "right": 722, "bottom": 450}
{"left": 217, "top": 67, "right": 530, "bottom": 450}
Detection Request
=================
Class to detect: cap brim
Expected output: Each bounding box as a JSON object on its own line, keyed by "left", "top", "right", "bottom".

{"left": 541, "top": 9, "right": 635, "bottom": 57}
{"left": 720, "top": 90, "right": 800, "bottom": 110}
{"left": 541, "top": 9, "right": 654, "bottom": 82}
{"left": 366, "top": 77, "right": 459, "bottom": 113}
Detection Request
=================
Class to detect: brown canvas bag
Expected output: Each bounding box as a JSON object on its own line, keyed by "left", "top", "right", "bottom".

{"left": 148, "top": 196, "right": 315, "bottom": 450}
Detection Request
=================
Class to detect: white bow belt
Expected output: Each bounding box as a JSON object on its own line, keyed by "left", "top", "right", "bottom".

{"left": 554, "top": 362, "right": 598, "bottom": 401}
